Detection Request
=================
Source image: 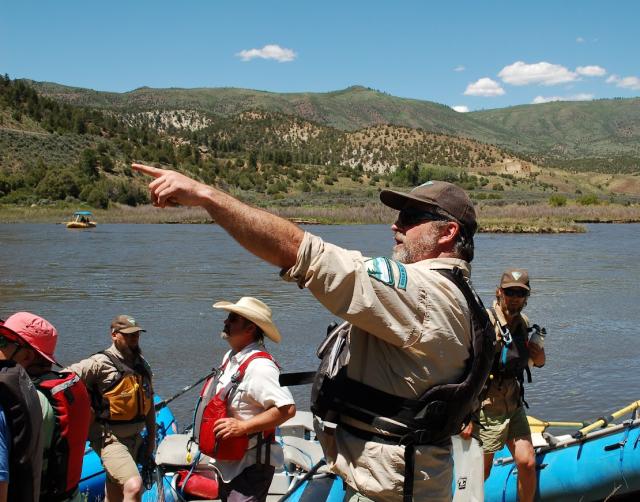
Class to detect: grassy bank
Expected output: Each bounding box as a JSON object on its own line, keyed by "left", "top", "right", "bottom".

{"left": 1, "top": 200, "right": 639, "bottom": 233}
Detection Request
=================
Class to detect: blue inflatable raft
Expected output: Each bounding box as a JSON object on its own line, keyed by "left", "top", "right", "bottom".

{"left": 485, "top": 416, "right": 640, "bottom": 501}
{"left": 78, "top": 395, "right": 177, "bottom": 501}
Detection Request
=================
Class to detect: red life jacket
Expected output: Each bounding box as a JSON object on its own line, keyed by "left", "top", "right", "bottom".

{"left": 35, "top": 370, "right": 92, "bottom": 501}
{"left": 198, "top": 351, "right": 277, "bottom": 461}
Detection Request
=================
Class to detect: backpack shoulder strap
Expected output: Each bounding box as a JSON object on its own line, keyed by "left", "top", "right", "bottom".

{"left": 233, "top": 351, "right": 278, "bottom": 383}
{"left": 434, "top": 267, "right": 490, "bottom": 326}
{"left": 97, "top": 350, "right": 130, "bottom": 375}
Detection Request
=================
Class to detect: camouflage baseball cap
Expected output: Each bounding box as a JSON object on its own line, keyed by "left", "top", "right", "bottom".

{"left": 380, "top": 181, "right": 477, "bottom": 236}
{"left": 110, "top": 315, "right": 146, "bottom": 334}
{"left": 500, "top": 269, "right": 530, "bottom": 291}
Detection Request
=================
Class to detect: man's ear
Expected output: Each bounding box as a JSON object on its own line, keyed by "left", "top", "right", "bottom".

{"left": 437, "top": 221, "right": 460, "bottom": 247}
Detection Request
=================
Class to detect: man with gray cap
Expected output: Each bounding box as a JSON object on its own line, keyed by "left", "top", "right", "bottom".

{"left": 194, "top": 297, "right": 295, "bottom": 502}
{"left": 463, "top": 269, "right": 545, "bottom": 502}
{"left": 68, "top": 315, "right": 155, "bottom": 502}
{"left": 133, "top": 163, "right": 489, "bottom": 502}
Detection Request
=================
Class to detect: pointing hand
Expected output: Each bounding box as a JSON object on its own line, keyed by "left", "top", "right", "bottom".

{"left": 132, "top": 163, "right": 212, "bottom": 208}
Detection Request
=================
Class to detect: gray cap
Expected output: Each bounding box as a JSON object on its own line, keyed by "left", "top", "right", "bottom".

{"left": 380, "top": 181, "right": 477, "bottom": 236}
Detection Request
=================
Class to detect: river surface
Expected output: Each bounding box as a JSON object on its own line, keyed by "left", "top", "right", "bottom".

{"left": 1, "top": 223, "right": 638, "bottom": 429}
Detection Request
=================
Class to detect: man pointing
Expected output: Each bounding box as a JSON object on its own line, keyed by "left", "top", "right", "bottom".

{"left": 132, "top": 162, "right": 482, "bottom": 502}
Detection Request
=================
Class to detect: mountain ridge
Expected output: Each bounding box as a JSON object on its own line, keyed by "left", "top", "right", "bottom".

{"left": 27, "top": 79, "right": 640, "bottom": 163}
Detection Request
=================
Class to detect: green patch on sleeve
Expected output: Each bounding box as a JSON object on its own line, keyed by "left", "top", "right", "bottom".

{"left": 366, "top": 257, "right": 407, "bottom": 290}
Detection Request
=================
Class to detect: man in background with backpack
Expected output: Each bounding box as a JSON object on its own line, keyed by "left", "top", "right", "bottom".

{"left": 193, "top": 296, "right": 295, "bottom": 502}
{"left": 468, "top": 269, "right": 545, "bottom": 502}
{"left": 0, "top": 312, "right": 91, "bottom": 502}
{"left": 133, "top": 162, "right": 493, "bottom": 502}
{"left": 68, "top": 315, "right": 155, "bottom": 502}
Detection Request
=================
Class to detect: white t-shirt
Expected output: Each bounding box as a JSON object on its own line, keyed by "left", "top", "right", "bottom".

{"left": 196, "top": 342, "right": 295, "bottom": 482}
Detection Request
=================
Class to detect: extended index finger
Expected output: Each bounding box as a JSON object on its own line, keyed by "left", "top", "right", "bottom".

{"left": 132, "top": 163, "right": 165, "bottom": 178}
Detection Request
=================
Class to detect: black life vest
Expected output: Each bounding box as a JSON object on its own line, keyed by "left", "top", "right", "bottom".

{"left": 0, "top": 360, "right": 43, "bottom": 502}
{"left": 490, "top": 309, "right": 531, "bottom": 383}
{"left": 311, "top": 267, "right": 496, "bottom": 502}
{"left": 92, "top": 351, "right": 153, "bottom": 424}
{"left": 34, "top": 370, "right": 91, "bottom": 502}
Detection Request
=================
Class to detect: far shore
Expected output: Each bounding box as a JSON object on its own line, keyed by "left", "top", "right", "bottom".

{"left": 1, "top": 202, "right": 640, "bottom": 233}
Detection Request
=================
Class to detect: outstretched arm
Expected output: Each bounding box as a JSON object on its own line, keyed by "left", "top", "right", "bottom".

{"left": 132, "top": 163, "right": 303, "bottom": 269}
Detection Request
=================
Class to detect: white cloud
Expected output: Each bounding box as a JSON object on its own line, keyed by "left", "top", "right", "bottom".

{"left": 236, "top": 44, "right": 296, "bottom": 63}
{"left": 606, "top": 74, "right": 640, "bottom": 91}
{"left": 532, "top": 93, "right": 594, "bottom": 104}
{"left": 576, "top": 65, "right": 606, "bottom": 77}
{"left": 454, "top": 65, "right": 465, "bottom": 72}
{"left": 498, "top": 61, "right": 578, "bottom": 86}
{"left": 464, "top": 78, "right": 505, "bottom": 97}
{"left": 452, "top": 105, "right": 469, "bottom": 113}
{"left": 576, "top": 36, "right": 585, "bottom": 43}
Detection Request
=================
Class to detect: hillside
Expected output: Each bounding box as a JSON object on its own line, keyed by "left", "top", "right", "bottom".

{"left": 2, "top": 76, "right": 640, "bottom": 218}
{"left": 29, "top": 80, "right": 640, "bottom": 169}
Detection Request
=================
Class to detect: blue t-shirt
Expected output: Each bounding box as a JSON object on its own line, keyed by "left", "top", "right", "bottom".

{"left": 0, "top": 404, "right": 9, "bottom": 482}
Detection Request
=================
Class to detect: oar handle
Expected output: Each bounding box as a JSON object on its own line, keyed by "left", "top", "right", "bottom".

{"left": 574, "top": 400, "right": 640, "bottom": 438}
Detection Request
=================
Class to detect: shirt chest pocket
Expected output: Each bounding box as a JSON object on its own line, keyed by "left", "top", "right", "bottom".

{"left": 229, "top": 380, "right": 250, "bottom": 410}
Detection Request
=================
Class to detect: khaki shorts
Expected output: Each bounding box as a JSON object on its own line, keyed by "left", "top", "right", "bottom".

{"left": 91, "top": 431, "right": 143, "bottom": 485}
{"left": 476, "top": 406, "right": 531, "bottom": 454}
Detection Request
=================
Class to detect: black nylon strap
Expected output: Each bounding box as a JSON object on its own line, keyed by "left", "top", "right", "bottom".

{"left": 403, "top": 444, "right": 415, "bottom": 502}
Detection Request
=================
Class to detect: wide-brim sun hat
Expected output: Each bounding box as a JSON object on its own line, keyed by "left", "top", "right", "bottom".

{"left": 0, "top": 311, "right": 59, "bottom": 365}
{"left": 213, "top": 297, "right": 281, "bottom": 343}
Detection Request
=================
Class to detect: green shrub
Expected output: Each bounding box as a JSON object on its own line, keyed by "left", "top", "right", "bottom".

{"left": 577, "top": 194, "right": 599, "bottom": 206}
{"left": 548, "top": 194, "right": 567, "bottom": 207}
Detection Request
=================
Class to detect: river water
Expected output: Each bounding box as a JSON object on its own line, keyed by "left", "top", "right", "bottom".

{"left": 1, "top": 223, "right": 638, "bottom": 429}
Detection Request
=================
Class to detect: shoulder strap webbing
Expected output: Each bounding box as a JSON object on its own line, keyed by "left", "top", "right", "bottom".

{"left": 232, "top": 351, "right": 277, "bottom": 383}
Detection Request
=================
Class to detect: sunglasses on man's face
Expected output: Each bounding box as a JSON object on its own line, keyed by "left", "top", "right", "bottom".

{"left": 0, "top": 336, "right": 28, "bottom": 358}
{"left": 396, "top": 208, "right": 449, "bottom": 228}
{"left": 226, "top": 313, "right": 244, "bottom": 323}
{"left": 502, "top": 288, "right": 529, "bottom": 298}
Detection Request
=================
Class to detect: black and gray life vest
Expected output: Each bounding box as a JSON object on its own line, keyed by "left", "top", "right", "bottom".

{"left": 0, "top": 360, "right": 43, "bottom": 502}
{"left": 490, "top": 309, "right": 531, "bottom": 383}
{"left": 311, "top": 267, "right": 496, "bottom": 501}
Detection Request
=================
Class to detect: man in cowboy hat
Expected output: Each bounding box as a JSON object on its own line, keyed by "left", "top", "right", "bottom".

{"left": 68, "top": 315, "right": 155, "bottom": 502}
{"left": 462, "top": 269, "right": 545, "bottom": 502}
{"left": 133, "top": 164, "right": 484, "bottom": 501}
{"left": 194, "top": 297, "right": 295, "bottom": 502}
{"left": 0, "top": 312, "right": 91, "bottom": 502}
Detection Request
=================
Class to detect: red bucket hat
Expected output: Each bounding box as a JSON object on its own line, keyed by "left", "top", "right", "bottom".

{"left": 0, "top": 312, "right": 59, "bottom": 365}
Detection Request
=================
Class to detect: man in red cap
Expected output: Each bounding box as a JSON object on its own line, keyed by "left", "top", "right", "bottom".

{"left": 132, "top": 164, "right": 493, "bottom": 502}
{"left": 0, "top": 312, "right": 91, "bottom": 502}
{"left": 68, "top": 315, "right": 155, "bottom": 502}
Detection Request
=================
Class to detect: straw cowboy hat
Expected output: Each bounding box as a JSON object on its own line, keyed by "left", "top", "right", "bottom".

{"left": 213, "top": 297, "right": 281, "bottom": 343}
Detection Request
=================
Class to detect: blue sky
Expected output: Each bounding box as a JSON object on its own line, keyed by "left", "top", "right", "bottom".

{"left": 2, "top": 0, "right": 638, "bottom": 112}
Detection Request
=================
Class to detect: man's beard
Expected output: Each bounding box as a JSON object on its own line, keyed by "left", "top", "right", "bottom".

{"left": 392, "top": 229, "right": 439, "bottom": 264}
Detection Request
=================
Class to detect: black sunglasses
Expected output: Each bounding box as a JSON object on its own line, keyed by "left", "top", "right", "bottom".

{"left": 502, "top": 288, "right": 529, "bottom": 298}
{"left": 0, "top": 335, "right": 27, "bottom": 358}
{"left": 396, "top": 207, "right": 449, "bottom": 228}
{"left": 227, "top": 312, "right": 243, "bottom": 322}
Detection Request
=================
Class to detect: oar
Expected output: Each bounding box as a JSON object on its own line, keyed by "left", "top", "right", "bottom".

{"left": 527, "top": 415, "right": 586, "bottom": 433}
{"left": 279, "top": 371, "right": 315, "bottom": 387}
{"left": 155, "top": 369, "right": 316, "bottom": 412}
{"left": 155, "top": 371, "right": 215, "bottom": 411}
{"left": 573, "top": 400, "right": 640, "bottom": 438}
{"left": 278, "top": 459, "right": 327, "bottom": 501}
